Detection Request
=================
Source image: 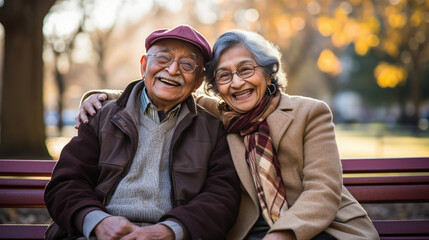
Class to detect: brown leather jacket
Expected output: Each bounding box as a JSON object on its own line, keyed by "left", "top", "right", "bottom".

{"left": 44, "top": 80, "right": 240, "bottom": 240}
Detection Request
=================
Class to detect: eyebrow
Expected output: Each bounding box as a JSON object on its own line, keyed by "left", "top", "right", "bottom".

{"left": 216, "top": 60, "right": 256, "bottom": 72}
{"left": 156, "top": 47, "right": 198, "bottom": 60}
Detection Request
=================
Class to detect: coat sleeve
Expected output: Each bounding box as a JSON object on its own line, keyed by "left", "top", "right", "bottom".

{"left": 44, "top": 122, "right": 107, "bottom": 234}
{"left": 195, "top": 94, "right": 222, "bottom": 118}
{"left": 269, "top": 100, "right": 343, "bottom": 240}
{"left": 160, "top": 122, "right": 241, "bottom": 240}
{"left": 79, "top": 89, "right": 123, "bottom": 104}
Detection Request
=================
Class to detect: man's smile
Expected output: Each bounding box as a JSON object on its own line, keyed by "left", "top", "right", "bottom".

{"left": 159, "top": 77, "right": 181, "bottom": 86}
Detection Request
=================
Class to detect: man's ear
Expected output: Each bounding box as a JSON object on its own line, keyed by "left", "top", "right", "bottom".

{"left": 192, "top": 74, "right": 204, "bottom": 92}
{"left": 140, "top": 55, "right": 148, "bottom": 78}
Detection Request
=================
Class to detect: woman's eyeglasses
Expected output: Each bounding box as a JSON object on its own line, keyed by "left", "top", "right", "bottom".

{"left": 215, "top": 64, "right": 260, "bottom": 85}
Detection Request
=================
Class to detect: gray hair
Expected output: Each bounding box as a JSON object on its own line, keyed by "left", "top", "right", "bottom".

{"left": 205, "top": 30, "right": 287, "bottom": 95}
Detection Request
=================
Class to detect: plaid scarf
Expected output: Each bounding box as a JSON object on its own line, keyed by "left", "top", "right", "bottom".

{"left": 222, "top": 91, "right": 287, "bottom": 226}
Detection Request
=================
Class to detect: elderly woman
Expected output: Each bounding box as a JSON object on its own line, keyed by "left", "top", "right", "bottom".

{"left": 77, "top": 30, "right": 379, "bottom": 240}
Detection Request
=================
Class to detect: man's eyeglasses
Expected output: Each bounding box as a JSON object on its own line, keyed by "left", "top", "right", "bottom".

{"left": 215, "top": 64, "right": 260, "bottom": 85}
{"left": 146, "top": 52, "right": 201, "bottom": 73}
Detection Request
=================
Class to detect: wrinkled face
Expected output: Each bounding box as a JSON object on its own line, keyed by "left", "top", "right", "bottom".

{"left": 216, "top": 45, "right": 270, "bottom": 114}
{"left": 140, "top": 39, "right": 204, "bottom": 113}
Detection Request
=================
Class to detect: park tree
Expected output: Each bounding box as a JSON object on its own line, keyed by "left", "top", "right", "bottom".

{"left": 44, "top": 0, "right": 133, "bottom": 133}
{"left": 209, "top": 0, "right": 428, "bottom": 124}
{"left": 83, "top": 0, "right": 127, "bottom": 89}
{"left": 44, "top": 0, "right": 86, "bottom": 132}
{"left": 0, "top": 0, "right": 56, "bottom": 159}
{"left": 314, "top": 0, "right": 429, "bottom": 124}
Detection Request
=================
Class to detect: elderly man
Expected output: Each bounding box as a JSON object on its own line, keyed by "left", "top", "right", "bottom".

{"left": 44, "top": 25, "right": 240, "bottom": 240}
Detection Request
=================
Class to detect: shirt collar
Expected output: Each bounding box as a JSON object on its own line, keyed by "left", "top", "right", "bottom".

{"left": 140, "top": 87, "right": 181, "bottom": 124}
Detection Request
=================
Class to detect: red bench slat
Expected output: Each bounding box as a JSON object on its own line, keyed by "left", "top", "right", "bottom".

{"left": 342, "top": 157, "right": 429, "bottom": 173}
{"left": 344, "top": 176, "right": 429, "bottom": 185}
{"left": 0, "top": 224, "right": 48, "bottom": 239}
{"left": 0, "top": 189, "right": 46, "bottom": 208}
{"left": 0, "top": 178, "right": 50, "bottom": 188}
{"left": 347, "top": 184, "right": 429, "bottom": 203}
{"left": 374, "top": 220, "right": 429, "bottom": 235}
{"left": 380, "top": 237, "right": 429, "bottom": 240}
{"left": 0, "top": 160, "right": 55, "bottom": 176}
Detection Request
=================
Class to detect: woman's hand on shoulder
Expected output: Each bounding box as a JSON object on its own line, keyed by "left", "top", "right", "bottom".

{"left": 263, "top": 231, "right": 296, "bottom": 240}
{"left": 75, "top": 93, "right": 107, "bottom": 128}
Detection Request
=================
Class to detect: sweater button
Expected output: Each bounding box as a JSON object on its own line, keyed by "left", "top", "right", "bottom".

{"left": 113, "top": 115, "right": 120, "bottom": 119}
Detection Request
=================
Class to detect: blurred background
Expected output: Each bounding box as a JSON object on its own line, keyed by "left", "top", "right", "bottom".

{"left": 0, "top": 0, "right": 428, "bottom": 227}
{"left": 0, "top": 0, "right": 428, "bottom": 160}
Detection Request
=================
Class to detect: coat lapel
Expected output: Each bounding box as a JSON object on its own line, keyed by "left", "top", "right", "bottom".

{"left": 267, "top": 94, "right": 294, "bottom": 151}
{"left": 226, "top": 94, "right": 294, "bottom": 205}
{"left": 227, "top": 133, "right": 258, "bottom": 203}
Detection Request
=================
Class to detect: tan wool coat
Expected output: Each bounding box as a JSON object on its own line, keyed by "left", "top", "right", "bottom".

{"left": 198, "top": 93, "right": 379, "bottom": 240}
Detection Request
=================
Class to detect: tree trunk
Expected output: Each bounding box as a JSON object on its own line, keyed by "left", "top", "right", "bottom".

{"left": 55, "top": 69, "right": 65, "bottom": 132}
{"left": 0, "top": 0, "right": 56, "bottom": 159}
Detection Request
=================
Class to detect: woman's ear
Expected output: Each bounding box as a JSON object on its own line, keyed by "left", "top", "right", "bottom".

{"left": 266, "top": 74, "right": 272, "bottom": 86}
{"left": 140, "top": 55, "right": 148, "bottom": 78}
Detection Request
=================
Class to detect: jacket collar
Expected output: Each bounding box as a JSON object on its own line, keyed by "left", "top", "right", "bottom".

{"left": 266, "top": 93, "right": 294, "bottom": 150}
{"left": 113, "top": 79, "right": 199, "bottom": 145}
{"left": 116, "top": 79, "right": 198, "bottom": 116}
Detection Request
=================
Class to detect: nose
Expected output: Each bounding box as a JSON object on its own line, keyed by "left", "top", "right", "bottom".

{"left": 230, "top": 73, "right": 245, "bottom": 88}
{"left": 165, "top": 60, "right": 180, "bottom": 75}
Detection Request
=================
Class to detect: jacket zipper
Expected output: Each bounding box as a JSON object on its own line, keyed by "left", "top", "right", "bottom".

{"left": 103, "top": 116, "right": 138, "bottom": 205}
{"left": 169, "top": 113, "right": 194, "bottom": 207}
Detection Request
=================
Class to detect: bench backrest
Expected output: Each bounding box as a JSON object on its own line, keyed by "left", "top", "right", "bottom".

{"left": 2, "top": 158, "right": 428, "bottom": 207}
{"left": 0, "top": 157, "right": 428, "bottom": 240}
{"left": 341, "top": 157, "right": 429, "bottom": 203}
{"left": 0, "top": 159, "right": 55, "bottom": 208}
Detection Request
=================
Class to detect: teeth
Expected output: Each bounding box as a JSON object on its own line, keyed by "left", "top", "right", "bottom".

{"left": 234, "top": 90, "right": 252, "bottom": 99}
{"left": 160, "top": 78, "right": 180, "bottom": 86}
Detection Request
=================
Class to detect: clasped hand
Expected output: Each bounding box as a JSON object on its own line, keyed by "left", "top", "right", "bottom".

{"left": 94, "top": 216, "right": 174, "bottom": 240}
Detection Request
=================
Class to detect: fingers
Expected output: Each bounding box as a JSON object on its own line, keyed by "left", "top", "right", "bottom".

{"left": 120, "top": 224, "right": 174, "bottom": 240}
{"left": 85, "top": 94, "right": 105, "bottom": 115}
{"left": 95, "top": 216, "right": 136, "bottom": 240}
{"left": 79, "top": 108, "right": 90, "bottom": 124}
{"left": 98, "top": 93, "right": 108, "bottom": 101}
{"left": 74, "top": 93, "right": 107, "bottom": 128}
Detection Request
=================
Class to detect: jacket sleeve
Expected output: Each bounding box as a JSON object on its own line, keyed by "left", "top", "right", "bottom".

{"left": 160, "top": 122, "right": 241, "bottom": 240}
{"left": 194, "top": 95, "right": 222, "bottom": 119}
{"left": 79, "top": 89, "right": 123, "bottom": 105}
{"left": 269, "top": 100, "right": 343, "bottom": 239}
{"left": 44, "top": 122, "right": 107, "bottom": 234}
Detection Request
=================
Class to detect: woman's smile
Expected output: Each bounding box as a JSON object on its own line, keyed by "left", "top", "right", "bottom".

{"left": 232, "top": 89, "right": 254, "bottom": 100}
{"left": 216, "top": 45, "right": 270, "bottom": 114}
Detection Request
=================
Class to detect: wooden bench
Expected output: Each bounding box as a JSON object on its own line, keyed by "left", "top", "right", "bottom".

{"left": 1, "top": 157, "right": 429, "bottom": 239}
{"left": 0, "top": 159, "right": 54, "bottom": 239}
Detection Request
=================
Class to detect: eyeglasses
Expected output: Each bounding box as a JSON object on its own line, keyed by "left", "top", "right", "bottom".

{"left": 215, "top": 64, "right": 260, "bottom": 85}
{"left": 146, "top": 52, "right": 201, "bottom": 73}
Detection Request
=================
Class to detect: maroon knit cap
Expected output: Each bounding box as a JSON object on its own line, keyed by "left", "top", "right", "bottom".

{"left": 145, "top": 25, "right": 212, "bottom": 62}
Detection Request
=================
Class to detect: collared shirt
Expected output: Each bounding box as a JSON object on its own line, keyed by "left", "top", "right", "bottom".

{"left": 140, "top": 87, "right": 181, "bottom": 124}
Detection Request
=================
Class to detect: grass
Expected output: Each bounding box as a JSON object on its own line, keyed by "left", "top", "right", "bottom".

{"left": 335, "top": 123, "right": 429, "bottom": 158}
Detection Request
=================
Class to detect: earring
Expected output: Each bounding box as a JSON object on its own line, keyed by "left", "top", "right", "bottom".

{"left": 266, "top": 83, "right": 277, "bottom": 95}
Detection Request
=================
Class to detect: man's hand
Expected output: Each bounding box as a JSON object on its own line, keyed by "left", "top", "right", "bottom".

{"left": 74, "top": 93, "right": 107, "bottom": 128}
{"left": 120, "top": 224, "right": 175, "bottom": 240}
{"left": 94, "top": 217, "right": 175, "bottom": 240}
{"left": 94, "top": 216, "right": 138, "bottom": 240}
{"left": 263, "top": 231, "right": 296, "bottom": 240}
